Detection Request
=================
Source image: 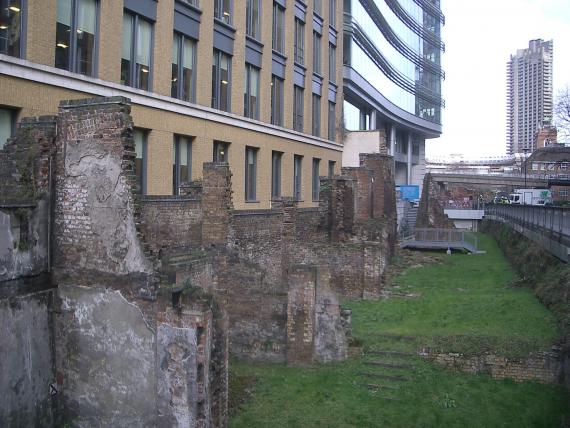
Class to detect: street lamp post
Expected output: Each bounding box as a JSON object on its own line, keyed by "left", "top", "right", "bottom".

{"left": 523, "top": 148, "right": 530, "bottom": 188}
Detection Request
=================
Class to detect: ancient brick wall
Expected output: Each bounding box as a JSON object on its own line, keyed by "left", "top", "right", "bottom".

{"left": 202, "top": 163, "right": 233, "bottom": 247}
{"left": 0, "top": 116, "right": 56, "bottom": 281}
{"left": 287, "top": 266, "right": 317, "bottom": 365}
{"left": 421, "top": 349, "right": 562, "bottom": 384}
{"left": 53, "top": 97, "right": 152, "bottom": 277}
{"left": 140, "top": 196, "right": 203, "bottom": 255}
{"left": 416, "top": 173, "right": 455, "bottom": 229}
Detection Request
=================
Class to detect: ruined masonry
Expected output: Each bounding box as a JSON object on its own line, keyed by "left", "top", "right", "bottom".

{"left": 0, "top": 97, "right": 397, "bottom": 427}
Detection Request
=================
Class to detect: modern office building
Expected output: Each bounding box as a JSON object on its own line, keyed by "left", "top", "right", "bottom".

{"left": 506, "top": 39, "right": 554, "bottom": 155}
{"left": 342, "top": 0, "right": 445, "bottom": 189}
{"left": 0, "top": 0, "right": 343, "bottom": 209}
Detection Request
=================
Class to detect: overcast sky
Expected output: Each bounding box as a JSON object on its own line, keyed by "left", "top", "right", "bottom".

{"left": 426, "top": 0, "right": 570, "bottom": 159}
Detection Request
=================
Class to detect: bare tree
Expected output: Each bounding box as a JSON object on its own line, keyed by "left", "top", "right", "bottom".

{"left": 554, "top": 86, "right": 570, "bottom": 143}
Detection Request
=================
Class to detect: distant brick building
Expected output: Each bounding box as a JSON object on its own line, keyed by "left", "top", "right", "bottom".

{"left": 527, "top": 145, "right": 570, "bottom": 203}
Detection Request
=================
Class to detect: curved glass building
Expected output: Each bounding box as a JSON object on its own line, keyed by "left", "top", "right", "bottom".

{"left": 342, "top": 0, "right": 445, "bottom": 187}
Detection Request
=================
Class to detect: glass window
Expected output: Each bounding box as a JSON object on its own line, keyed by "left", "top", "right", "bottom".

{"left": 246, "top": 0, "right": 260, "bottom": 39}
{"left": 271, "top": 151, "right": 282, "bottom": 198}
{"left": 312, "top": 94, "right": 321, "bottom": 137}
{"left": 55, "top": 0, "right": 97, "bottom": 76}
{"left": 0, "top": 0, "right": 22, "bottom": 57}
{"left": 214, "top": 0, "right": 232, "bottom": 25}
{"left": 328, "top": 101, "right": 335, "bottom": 141}
{"left": 314, "top": 0, "right": 322, "bottom": 16}
{"left": 312, "top": 158, "right": 320, "bottom": 201}
{"left": 272, "top": 2, "right": 284, "bottom": 53}
{"left": 171, "top": 33, "right": 196, "bottom": 102}
{"left": 133, "top": 129, "right": 147, "bottom": 195}
{"left": 328, "top": 43, "right": 336, "bottom": 83}
{"left": 329, "top": 0, "right": 336, "bottom": 28}
{"left": 313, "top": 32, "right": 321, "bottom": 75}
{"left": 244, "top": 64, "right": 260, "bottom": 119}
{"left": 121, "top": 11, "right": 152, "bottom": 90}
{"left": 0, "top": 108, "right": 15, "bottom": 150}
{"left": 173, "top": 135, "right": 192, "bottom": 195}
{"left": 294, "top": 18, "right": 304, "bottom": 65}
{"left": 245, "top": 146, "right": 257, "bottom": 201}
{"left": 212, "top": 50, "right": 231, "bottom": 112}
{"left": 328, "top": 160, "right": 335, "bottom": 178}
{"left": 293, "top": 155, "right": 302, "bottom": 201}
{"left": 271, "top": 75, "right": 284, "bottom": 126}
{"left": 213, "top": 140, "right": 229, "bottom": 163}
{"left": 293, "top": 85, "right": 304, "bottom": 132}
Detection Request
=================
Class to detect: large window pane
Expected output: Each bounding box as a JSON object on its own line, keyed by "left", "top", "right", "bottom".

{"left": 76, "top": 0, "right": 96, "bottom": 75}
{"left": 294, "top": 19, "right": 304, "bottom": 64}
{"left": 244, "top": 64, "right": 260, "bottom": 119}
{"left": 56, "top": 0, "right": 72, "bottom": 70}
{"left": 329, "top": 0, "right": 336, "bottom": 28}
{"left": 293, "top": 86, "right": 304, "bottom": 132}
{"left": 212, "top": 50, "right": 231, "bottom": 111}
{"left": 272, "top": 3, "right": 284, "bottom": 53}
{"left": 246, "top": 0, "right": 260, "bottom": 39}
{"left": 122, "top": 12, "right": 153, "bottom": 90}
{"left": 215, "top": 0, "right": 232, "bottom": 25}
{"left": 0, "top": 108, "right": 14, "bottom": 150}
{"left": 245, "top": 147, "right": 257, "bottom": 201}
{"left": 173, "top": 135, "right": 192, "bottom": 195}
{"left": 271, "top": 151, "right": 282, "bottom": 198}
{"left": 312, "top": 158, "right": 320, "bottom": 201}
{"left": 271, "top": 75, "right": 284, "bottom": 126}
{"left": 328, "top": 43, "right": 336, "bottom": 83}
{"left": 294, "top": 155, "right": 302, "bottom": 201}
{"left": 171, "top": 34, "right": 180, "bottom": 98}
{"left": 312, "top": 94, "right": 321, "bottom": 137}
{"left": 328, "top": 101, "right": 336, "bottom": 141}
{"left": 55, "top": 0, "right": 97, "bottom": 76}
{"left": 0, "top": 0, "right": 22, "bottom": 57}
{"left": 121, "top": 13, "right": 134, "bottom": 86}
{"left": 134, "top": 129, "right": 147, "bottom": 195}
{"left": 136, "top": 19, "right": 152, "bottom": 90}
{"left": 313, "top": 32, "right": 321, "bottom": 75}
{"left": 182, "top": 38, "right": 195, "bottom": 101}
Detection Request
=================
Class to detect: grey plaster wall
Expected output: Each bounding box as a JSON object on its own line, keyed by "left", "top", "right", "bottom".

{"left": 56, "top": 285, "right": 156, "bottom": 427}
{"left": 0, "top": 289, "right": 55, "bottom": 427}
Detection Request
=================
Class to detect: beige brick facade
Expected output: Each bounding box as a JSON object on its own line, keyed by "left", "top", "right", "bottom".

{"left": 1, "top": 0, "right": 343, "bottom": 209}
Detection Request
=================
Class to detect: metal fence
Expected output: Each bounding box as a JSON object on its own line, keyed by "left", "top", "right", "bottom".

{"left": 485, "top": 205, "right": 570, "bottom": 239}
{"left": 403, "top": 228, "right": 479, "bottom": 252}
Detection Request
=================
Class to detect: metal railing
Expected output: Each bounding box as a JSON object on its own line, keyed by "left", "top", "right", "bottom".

{"left": 402, "top": 228, "right": 479, "bottom": 252}
{"left": 485, "top": 205, "right": 570, "bottom": 239}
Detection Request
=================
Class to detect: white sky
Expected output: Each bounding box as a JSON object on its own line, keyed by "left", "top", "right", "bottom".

{"left": 426, "top": 0, "right": 570, "bottom": 158}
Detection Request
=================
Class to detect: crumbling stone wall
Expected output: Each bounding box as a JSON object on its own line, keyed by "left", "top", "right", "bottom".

{"left": 416, "top": 172, "right": 455, "bottom": 229}
{"left": 0, "top": 116, "right": 56, "bottom": 281}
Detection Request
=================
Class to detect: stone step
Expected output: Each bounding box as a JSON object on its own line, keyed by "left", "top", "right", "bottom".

{"left": 363, "top": 361, "right": 415, "bottom": 370}
{"left": 357, "top": 372, "right": 412, "bottom": 382}
{"left": 366, "top": 350, "right": 416, "bottom": 358}
{"left": 366, "top": 383, "right": 401, "bottom": 391}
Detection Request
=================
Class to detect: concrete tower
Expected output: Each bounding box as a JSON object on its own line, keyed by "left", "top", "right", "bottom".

{"left": 506, "top": 39, "right": 553, "bottom": 155}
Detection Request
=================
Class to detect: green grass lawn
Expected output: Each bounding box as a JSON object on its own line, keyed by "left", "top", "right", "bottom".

{"left": 229, "top": 234, "right": 569, "bottom": 428}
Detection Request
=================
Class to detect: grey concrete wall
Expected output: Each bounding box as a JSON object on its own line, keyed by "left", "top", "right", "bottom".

{"left": 0, "top": 288, "right": 55, "bottom": 427}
